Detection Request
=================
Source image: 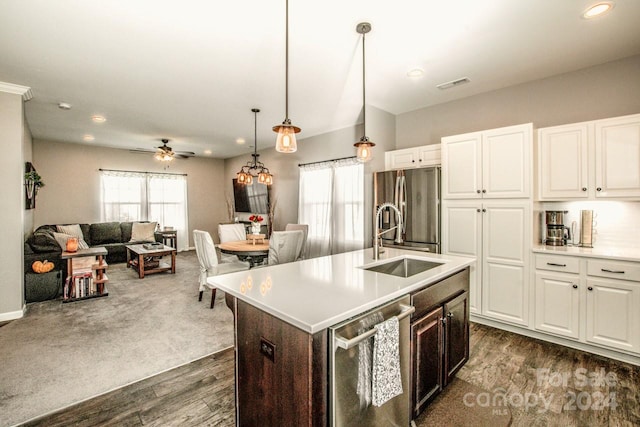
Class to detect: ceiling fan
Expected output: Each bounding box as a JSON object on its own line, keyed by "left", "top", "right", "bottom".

{"left": 130, "top": 139, "right": 196, "bottom": 161}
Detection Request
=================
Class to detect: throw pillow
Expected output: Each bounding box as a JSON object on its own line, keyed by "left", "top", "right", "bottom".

{"left": 130, "top": 222, "right": 157, "bottom": 243}
{"left": 55, "top": 224, "right": 89, "bottom": 249}
{"left": 52, "top": 232, "right": 86, "bottom": 251}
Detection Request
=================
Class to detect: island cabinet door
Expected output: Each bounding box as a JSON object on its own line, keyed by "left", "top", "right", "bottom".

{"left": 235, "top": 300, "right": 328, "bottom": 427}
{"left": 411, "top": 306, "right": 444, "bottom": 417}
{"left": 443, "top": 291, "right": 470, "bottom": 385}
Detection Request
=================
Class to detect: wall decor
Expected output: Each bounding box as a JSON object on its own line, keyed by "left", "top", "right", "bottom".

{"left": 24, "top": 162, "right": 45, "bottom": 210}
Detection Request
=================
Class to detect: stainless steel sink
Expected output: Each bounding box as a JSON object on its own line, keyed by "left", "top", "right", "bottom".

{"left": 363, "top": 257, "right": 443, "bottom": 278}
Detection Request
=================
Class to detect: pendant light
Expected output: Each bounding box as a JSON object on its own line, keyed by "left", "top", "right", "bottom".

{"left": 237, "top": 108, "right": 273, "bottom": 186}
{"left": 273, "top": 0, "right": 300, "bottom": 153}
{"left": 354, "top": 22, "right": 375, "bottom": 163}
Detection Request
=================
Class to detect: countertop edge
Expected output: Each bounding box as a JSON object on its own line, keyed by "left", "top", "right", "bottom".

{"left": 532, "top": 245, "right": 640, "bottom": 262}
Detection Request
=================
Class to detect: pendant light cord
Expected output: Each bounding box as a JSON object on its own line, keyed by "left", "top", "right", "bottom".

{"left": 285, "top": 0, "right": 289, "bottom": 120}
{"left": 362, "top": 30, "right": 366, "bottom": 136}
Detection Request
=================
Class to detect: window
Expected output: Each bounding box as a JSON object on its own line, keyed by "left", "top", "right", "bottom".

{"left": 298, "top": 158, "right": 364, "bottom": 257}
{"left": 100, "top": 170, "right": 189, "bottom": 250}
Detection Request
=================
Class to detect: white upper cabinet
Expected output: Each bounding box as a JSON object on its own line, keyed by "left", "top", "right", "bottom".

{"left": 595, "top": 114, "right": 640, "bottom": 198}
{"left": 385, "top": 144, "right": 441, "bottom": 170}
{"left": 537, "top": 113, "right": 640, "bottom": 200}
{"left": 442, "top": 123, "right": 532, "bottom": 199}
{"left": 537, "top": 123, "right": 590, "bottom": 199}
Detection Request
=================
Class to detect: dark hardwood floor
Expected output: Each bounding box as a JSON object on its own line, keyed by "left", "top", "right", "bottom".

{"left": 22, "top": 323, "right": 639, "bottom": 426}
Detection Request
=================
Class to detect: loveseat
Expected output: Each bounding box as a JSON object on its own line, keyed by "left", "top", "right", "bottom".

{"left": 24, "top": 221, "right": 162, "bottom": 279}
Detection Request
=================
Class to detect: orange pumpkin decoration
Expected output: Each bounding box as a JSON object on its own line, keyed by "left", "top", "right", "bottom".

{"left": 32, "top": 260, "right": 55, "bottom": 274}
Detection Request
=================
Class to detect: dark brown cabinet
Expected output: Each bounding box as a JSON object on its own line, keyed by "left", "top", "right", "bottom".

{"left": 410, "top": 269, "right": 469, "bottom": 417}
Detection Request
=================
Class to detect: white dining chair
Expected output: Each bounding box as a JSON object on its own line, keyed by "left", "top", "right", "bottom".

{"left": 267, "top": 230, "right": 304, "bottom": 265}
{"left": 193, "top": 230, "right": 249, "bottom": 308}
{"left": 285, "top": 223, "right": 309, "bottom": 260}
{"left": 218, "top": 223, "right": 247, "bottom": 262}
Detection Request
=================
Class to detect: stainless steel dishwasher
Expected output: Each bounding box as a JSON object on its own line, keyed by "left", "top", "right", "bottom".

{"left": 329, "top": 295, "right": 414, "bottom": 426}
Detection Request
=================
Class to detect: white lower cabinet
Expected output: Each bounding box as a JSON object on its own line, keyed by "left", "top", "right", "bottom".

{"left": 533, "top": 253, "right": 640, "bottom": 357}
{"left": 535, "top": 272, "right": 580, "bottom": 339}
{"left": 585, "top": 277, "right": 640, "bottom": 353}
{"left": 442, "top": 200, "right": 530, "bottom": 325}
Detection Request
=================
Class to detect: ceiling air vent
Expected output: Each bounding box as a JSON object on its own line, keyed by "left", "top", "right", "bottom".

{"left": 436, "top": 77, "right": 470, "bottom": 90}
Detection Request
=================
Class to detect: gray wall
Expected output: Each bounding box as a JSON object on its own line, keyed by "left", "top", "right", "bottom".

{"left": 396, "top": 54, "right": 640, "bottom": 148}
{"left": 32, "top": 140, "right": 228, "bottom": 245}
{"left": 0, "top": 91, "right": 27, "bottom": 319}
{"left": 224, "top": 105, "right": 396, "bottom": 245}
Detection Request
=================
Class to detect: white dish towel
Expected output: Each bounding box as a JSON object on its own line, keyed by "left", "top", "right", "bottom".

{"left": 371, "top": 316, "right": 403, "bottom": 407}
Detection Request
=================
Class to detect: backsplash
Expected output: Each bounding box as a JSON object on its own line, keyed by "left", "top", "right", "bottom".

{"left": 536, "top": 201, "right": 640, "bottom": 249}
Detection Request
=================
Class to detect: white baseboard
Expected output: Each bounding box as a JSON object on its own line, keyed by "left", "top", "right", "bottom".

{"left": 471, "top": 314, "right": 640, "bottom": 366}
{"left": 0, "top": 305, "right": 26, "bottom": 322}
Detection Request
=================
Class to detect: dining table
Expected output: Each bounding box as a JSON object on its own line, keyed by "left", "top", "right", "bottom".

{"left": 219, "top": 239, "right": 270, "bottom": 268}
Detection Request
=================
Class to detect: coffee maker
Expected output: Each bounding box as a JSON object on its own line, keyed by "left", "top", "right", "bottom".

{"left": 545, "top": 210, "right": 568, "bottom": 246}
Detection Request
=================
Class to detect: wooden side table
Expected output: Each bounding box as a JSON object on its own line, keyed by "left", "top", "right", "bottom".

{"left": 156, "top": 230, "right": 177, "bottom": 249}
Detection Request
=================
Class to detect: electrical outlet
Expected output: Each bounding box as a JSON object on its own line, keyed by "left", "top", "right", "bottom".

{"left": 260, "top": 337, "right": 275, "bottom": 362}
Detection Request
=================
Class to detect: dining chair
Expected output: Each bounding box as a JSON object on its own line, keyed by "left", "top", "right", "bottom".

{"left": 267, "top": 230, "right": 304, "bottom": 265}
{"left": 218, "top": 223, "right": 247, "bottom": 262}
{"left": 193, "top": 230, "right": 249, "bottom": 309}
{"left": 284, "top": 223, "right": 309, "bottom": 260}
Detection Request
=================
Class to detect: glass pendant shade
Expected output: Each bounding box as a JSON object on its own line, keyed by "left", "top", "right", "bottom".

{"left": 354, "top": 138, "right": 375, "bottom": 163}
{"left": 237, "top": 171, "right": 249, "bottom": 184}
{"left": 245, "top": 174, "right": 253, "bottom": 185}
{"left": 274, "top": 123, "right": 299, "bottom": 153}
{"left": 264, "top": 174, "right": 273, "bottom": 185}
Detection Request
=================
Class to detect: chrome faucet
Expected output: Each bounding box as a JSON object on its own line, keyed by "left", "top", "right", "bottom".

{"left": 374, "top": 202, "right": 403, "bottom": 260}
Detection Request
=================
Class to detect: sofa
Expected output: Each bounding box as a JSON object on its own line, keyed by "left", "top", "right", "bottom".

{"left": 24, "top": 221, "right": 161, "bottom": 283}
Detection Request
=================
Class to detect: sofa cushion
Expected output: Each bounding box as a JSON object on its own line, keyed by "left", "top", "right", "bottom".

{"left": 90, "top": 222, "right": 122, "bottom": 245}
{"left": 55, "top": 224, "right": 89, "bottom": 249}
{"left": 120, "top": 222, "right": 134, "bottom": 242}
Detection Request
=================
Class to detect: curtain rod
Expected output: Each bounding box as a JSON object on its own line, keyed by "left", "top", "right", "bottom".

{"left": 99, "top": 168, "right": 187, "bottom": 176}
{"left": 298, "top": 156, "right": 356, "bottom": 167}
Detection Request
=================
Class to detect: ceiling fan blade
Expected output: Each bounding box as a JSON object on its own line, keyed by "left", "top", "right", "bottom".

{"left": 130, "top": 148, "right": 155, "bottom": 154}
{"left": 175, "top": 151, "right": 195, "bottom": 157}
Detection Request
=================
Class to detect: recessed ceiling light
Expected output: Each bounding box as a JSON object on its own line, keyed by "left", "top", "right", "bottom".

{"left": 204, "top": 149, "right": 212, "bottom": 155}
{"left": 235, "top": 138, "right": 246, "bottom": 145}
{"left": 58, "top": 102, "right": 72, "bottom": 110}
{"left": 583, "top": 2, "right": 614, "bottom": 18}
{"left": 407, "top": 68, "right": 424, "bottom": 78}
{"left": 83, "top": 134, "right": 95, "bottom": 142}
{"left": 91, "top": 115, "right": 106, "bottom": 123}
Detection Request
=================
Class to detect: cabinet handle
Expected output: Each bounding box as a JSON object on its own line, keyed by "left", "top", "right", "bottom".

{"left": 588, "top": 286, "right": 593, "bottom": 291}
{"left": 482, "top": 189, "right": 486, "bottom": 193}
{"left": 411, "top": 160, "right": 415, "bottom": 163}
{"left": 447, "top": 312, "right": 454, "bottom": 318}
{"left": 419, "top": 159, "right": 422, "bottom": 162}
{"left": 596, "top": 187, "right": 602, "bottom": 192}
{"left": 546, "top": 262, "right": 567, "bottom": 267}
{"left": 441, "top": 317, "right": 447, "bottom": 325}
{"left": 482, "top": 208, "right": 486, "bottom": 213}
{"left": 572, "top": 284, "right": 578, "bottom": 289}
{"left": 582, "top": 187, "right": 587, "bottom": 192}
{"left": 477, "top": 190, "right": 481, "bottom": 194}
{"left": 601, "top": 268, "right": 625, "bottom": 274}
{"left": 476, "top": 208, "right": 481, "bottom": 212}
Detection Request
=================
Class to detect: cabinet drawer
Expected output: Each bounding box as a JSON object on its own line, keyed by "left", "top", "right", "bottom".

{"left": 587, "top": 259, "right": 640, "bottom": 282}
{"left": 535, "top": 254, "right": 580, "bottom": 274}
{"left": 411, "top": 269, "right": 469, "bottom": 319}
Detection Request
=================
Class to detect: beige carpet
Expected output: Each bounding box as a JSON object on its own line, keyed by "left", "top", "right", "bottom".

{"left": 0, "top": 251, "right": 234, "bottom": 427}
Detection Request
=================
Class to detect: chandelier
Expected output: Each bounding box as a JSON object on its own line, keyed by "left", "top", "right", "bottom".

{"left": 237, "top": 108, "right": 273, "bottom": 185}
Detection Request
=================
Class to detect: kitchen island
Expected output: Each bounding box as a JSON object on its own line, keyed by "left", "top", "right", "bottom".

{"left": 208, "top": 247, "right": 474, "bottom": 426}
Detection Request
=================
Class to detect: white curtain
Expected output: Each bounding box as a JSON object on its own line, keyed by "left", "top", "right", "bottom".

{"left": 100, "top": 170, "right": 189, "bottom": 251}
{"left": 299, "top": 158, "right": 364, "bottom": 258}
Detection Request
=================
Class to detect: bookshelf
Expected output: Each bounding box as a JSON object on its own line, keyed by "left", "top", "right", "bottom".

{"left": 61, "top": 247, "right": 109, "bottom": 303}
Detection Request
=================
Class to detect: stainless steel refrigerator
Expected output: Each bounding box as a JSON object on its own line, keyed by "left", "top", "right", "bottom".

{"left": 373, "top": 166, "right": 440, "bottom": 253}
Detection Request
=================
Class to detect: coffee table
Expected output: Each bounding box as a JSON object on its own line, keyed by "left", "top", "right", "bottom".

{"left": 125, "top": 243, "right": 176, "bottom": 279}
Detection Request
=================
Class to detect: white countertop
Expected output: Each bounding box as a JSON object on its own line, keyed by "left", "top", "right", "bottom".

{"left": 208, "top": 248, "right": 474, "bottom": 334}
{"left": 532, "top": 244, "right": 640, "bottom": 262}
